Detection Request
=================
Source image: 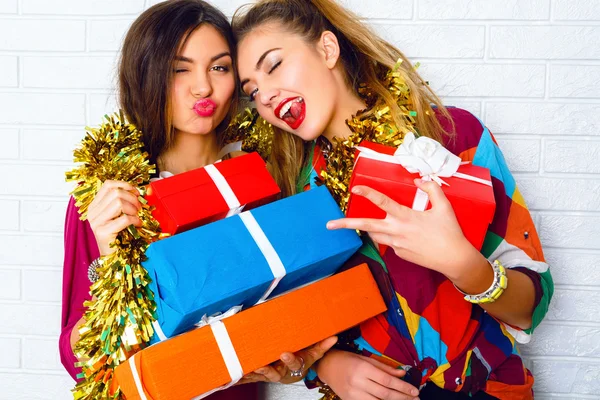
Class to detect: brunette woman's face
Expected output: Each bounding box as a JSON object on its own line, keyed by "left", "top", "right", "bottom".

{"left": 237, "top": 23, "right": 340, "bottom": 141}
{"left": 171, "top": 24, "right": 235, "bottom": 136}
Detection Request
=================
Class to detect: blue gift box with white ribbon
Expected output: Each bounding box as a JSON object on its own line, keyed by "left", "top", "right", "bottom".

{"left": 144, "top": 185, "right": 362, "bottom": 342}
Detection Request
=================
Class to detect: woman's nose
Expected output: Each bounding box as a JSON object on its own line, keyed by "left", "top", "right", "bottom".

{"left": 258, "top": 87, "right": 279, "bottom": 107}
{"left": 192, "top": 73, "right": 212, "bottom": 98}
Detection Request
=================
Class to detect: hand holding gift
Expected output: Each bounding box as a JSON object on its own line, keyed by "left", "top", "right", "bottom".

{"left": 328, "top": 181, "right": 483, "bottom": 282}
{"left": 239, "top": 336, "right": 338, "bottom": 385}
{"left": 328, "top": 133, "right": 496, "bottom": 282}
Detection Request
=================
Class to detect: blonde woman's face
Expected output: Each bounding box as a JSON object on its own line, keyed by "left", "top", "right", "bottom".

{"left": 171, "top": 24, "right": 235, "bottom": 136}
{"left": 237, "top": 23, "right": 339, "bottom": 141}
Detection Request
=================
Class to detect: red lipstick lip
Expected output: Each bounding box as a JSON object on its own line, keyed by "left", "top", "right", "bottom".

{"left": 274, "top": 96, "right": 305, "bottom": 130}
{"left": 193, "top": 99, "right": 217, "bottom": 117}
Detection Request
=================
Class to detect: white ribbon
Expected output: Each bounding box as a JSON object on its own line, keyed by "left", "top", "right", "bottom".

{"left": 129, "top": 354, "right": 149, "bottom": 400}
{"left": 216, "top": 140, "right": 243, "bottom": 160}
{"left": 195, "top": 306, "right": 243, "bottom": 328}
{"left": 356, "top": 133, "right": 492, "bottom": 211}
{"left": 204, "top": 164, "right": 245, "bottom": 217}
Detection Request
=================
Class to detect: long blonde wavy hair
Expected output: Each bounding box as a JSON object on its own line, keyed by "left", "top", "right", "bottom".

{"left": 233, "top": 0, "right": 453, "bottom": 197}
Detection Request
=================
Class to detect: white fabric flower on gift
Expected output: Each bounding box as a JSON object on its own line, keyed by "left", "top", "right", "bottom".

{"left": 393, "top": 133, "right": 462, "bottom": 184}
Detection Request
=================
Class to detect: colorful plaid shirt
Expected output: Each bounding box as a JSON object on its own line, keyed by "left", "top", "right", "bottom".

{"left": 303, "top": 108, "right": 553, "bottom": 399}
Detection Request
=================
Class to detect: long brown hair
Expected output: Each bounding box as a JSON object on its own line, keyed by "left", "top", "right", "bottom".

{"left": 232, "top": 0, "right": 453, "bottom": 197}
{"left": 118, "top": 0, "right": 238, "bottom": 166}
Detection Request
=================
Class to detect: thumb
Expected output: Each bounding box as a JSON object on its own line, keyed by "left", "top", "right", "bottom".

{"left": 305, "top": 336, "right": 338, "bottom": 365}
{"left": 414, "top": 178, "right": 450, "bottom": 209}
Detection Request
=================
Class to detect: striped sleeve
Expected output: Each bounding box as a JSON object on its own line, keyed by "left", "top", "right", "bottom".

{"left": 468, "top": 117, "right": 554, "bottom": 343}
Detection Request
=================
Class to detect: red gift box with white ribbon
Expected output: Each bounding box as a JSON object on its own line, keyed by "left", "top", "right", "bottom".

{"left": 346, "top": 135, "right": 496, "bottom": 250}
{"left": 146, "top": 152, "right": 280, "bottom": 235}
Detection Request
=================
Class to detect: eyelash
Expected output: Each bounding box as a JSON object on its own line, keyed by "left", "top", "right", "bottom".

{"left": 174, "top": 65, "right": 230, "bottom": 74}
{"left": 211, "top": 65, "right": 230, "bottom": 72}
{"left": 249, "top": 88, "right": 259, "bottom": 102}
{"left": 248, "top": 60, "right": 282, "bottom": 102}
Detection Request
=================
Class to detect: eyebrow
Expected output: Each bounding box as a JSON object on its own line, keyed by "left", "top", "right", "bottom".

{"left": 240, "top": 47, "right": 282, "bottom": 91}
{"left": 174, "top": 52, "right": 232, "bottom": 64}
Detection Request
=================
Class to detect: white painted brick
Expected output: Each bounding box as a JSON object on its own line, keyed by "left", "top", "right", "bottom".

{"left": 0, "top": 373, "right": 73, "bottom": 400}
{"left": 24, "top": 56, "right": 117, "bottom": 90}
{"left": 0, "top": 0, "right": 18, "bottom": 13}
{"left": 485, "top": 103, "right": 600, "bottom": 135}
{"left": 0, "top": 200, "right": 20, "bottom": 231}
{"left": 420, "top": 64, "right": 545, "bottom": 97}
{"left": 544, "top": 250, "right": 600, "bottom": 286}
{"left": 22, "top": 129, "right": 82, "bottom": 162}
{"left": 22, "top": 201, "right": 67, "bottom": 234}
{"left": 0, "top": 338, "right": 20, "bottom": 368}
{"left": 22, "top": 0, "right": 144, "bottom": 15}
{"left": 0, "top": 56, "right": 18, "bottom": 87}
{"left": 418, "top": 0, "right": 550, "bottom": 20}
{"left": 23, "top": 337, "right": 63, "bottom": 370}
{"left": 0, "top": 20, "right": 85, "bottom": 51}
{"left": 533, "top": 360, "right": 600, "bottom": 395}
{"left": 516, "top": 177, "right": 600, "bottom": 212}
{"left": 446, "top": 102, "right": 482, "bottom": 118}
{"left": 0, "top": 93, "right": 85, "bottom": 125}
{"left": 89, "top": 19, "right": 133, "bottom": 52}
{"left": 339, "top": 0, "right": 413, "bottom": 19}
{"left": 524, "top": 323, "right": 600, "bottom": 357}
{"left": 0, "top": 304, "right": 61, "bottom": 335}
{"left": 0, "top": 129, "right": 19, "bottom": 159}
{"left": 23, "top": 269, "right": 62, "bottom": 302}
{"left": 490, "top": 26, "right": 600, "bottom": 60}
{"left": 550, "top": 66, "right": 600, "bottom": 98}
{"left": 539, "top": 215, "right": 600, "bottom": 249}
{"left": 554, "top": 0, "right": 600, "bottom": 21}
{"left": 0, "top": 165, "right": 72, "bottom": 197}
{"left": 547, "top": 289, "right": 600, "bottom": 323}
{"left": 264, "top": 382, "right": 321, "bottom": 400}
{"left": 495, "top": 138, "right": 540, "bottom": 172}
{"left": 89, "top": 93, "right": 119, "bottom": 124}
{"left": 0, "top": 269, "right": 21, "bottom": 299}
{"left": 544, "top": 139, "right": 600, "bottom": 174}
{"left": 0, "top": 235, "right": 63, "bottom": 266}
{"left": 373, "top": 24, "right": 484, "bottom": 59}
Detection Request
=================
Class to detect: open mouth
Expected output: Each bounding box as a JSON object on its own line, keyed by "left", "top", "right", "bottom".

{"left": 274, "top": 97, "right": 305, "bottom": 130}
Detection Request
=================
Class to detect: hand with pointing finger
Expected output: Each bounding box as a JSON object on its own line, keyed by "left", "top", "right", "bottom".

{"left": 327, "top": 179, "right": 483, "bottom": 282}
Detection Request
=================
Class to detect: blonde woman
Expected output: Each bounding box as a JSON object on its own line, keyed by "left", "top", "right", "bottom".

{"left": 233, "top": 1, "right": 553, "bottom": 399}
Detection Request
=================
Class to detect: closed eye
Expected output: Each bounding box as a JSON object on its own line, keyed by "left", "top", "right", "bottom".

{"left": 269, "top": 60, "right": 282, "bottom": 74}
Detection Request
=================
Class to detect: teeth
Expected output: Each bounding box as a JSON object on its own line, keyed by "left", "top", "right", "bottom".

{"left": 278, "top": 97, "right": 304, "bottom": 119}
{"left": 279, "top": 101, "right": 293, "bottom": 119}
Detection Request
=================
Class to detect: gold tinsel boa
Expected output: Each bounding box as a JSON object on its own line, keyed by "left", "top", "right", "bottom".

{"left": 320, "top": 60, "right": 419, "bottom": 212}
{"left": 66, "top": 110, "right": 272, "bottom": 399}
{"left": 66, "top": 112, "right": 162, "bottom": 399}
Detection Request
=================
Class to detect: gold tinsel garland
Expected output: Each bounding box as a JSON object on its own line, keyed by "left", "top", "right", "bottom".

{"left": 66, "top": 110, "right": 272, "bottom": 399}
{"left": 223, "top": 107, "right": 273, "bottom": 159}
{"left": 320, "top": 60, "right": 419, "bottom": 212}
{"left": 66, "top": 112, "right": 162, "bottom": 399}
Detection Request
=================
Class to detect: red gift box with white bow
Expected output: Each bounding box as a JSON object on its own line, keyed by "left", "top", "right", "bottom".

{"left": 146, "top": 152, "right": 280, "bottom": 235}
{"left": 346, "top": 135, "right": 496, "bottom": 250}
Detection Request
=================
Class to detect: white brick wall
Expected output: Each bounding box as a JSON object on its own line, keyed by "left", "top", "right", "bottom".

{"left": 0, "top": 1, "right": 598, "bottom": 399}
